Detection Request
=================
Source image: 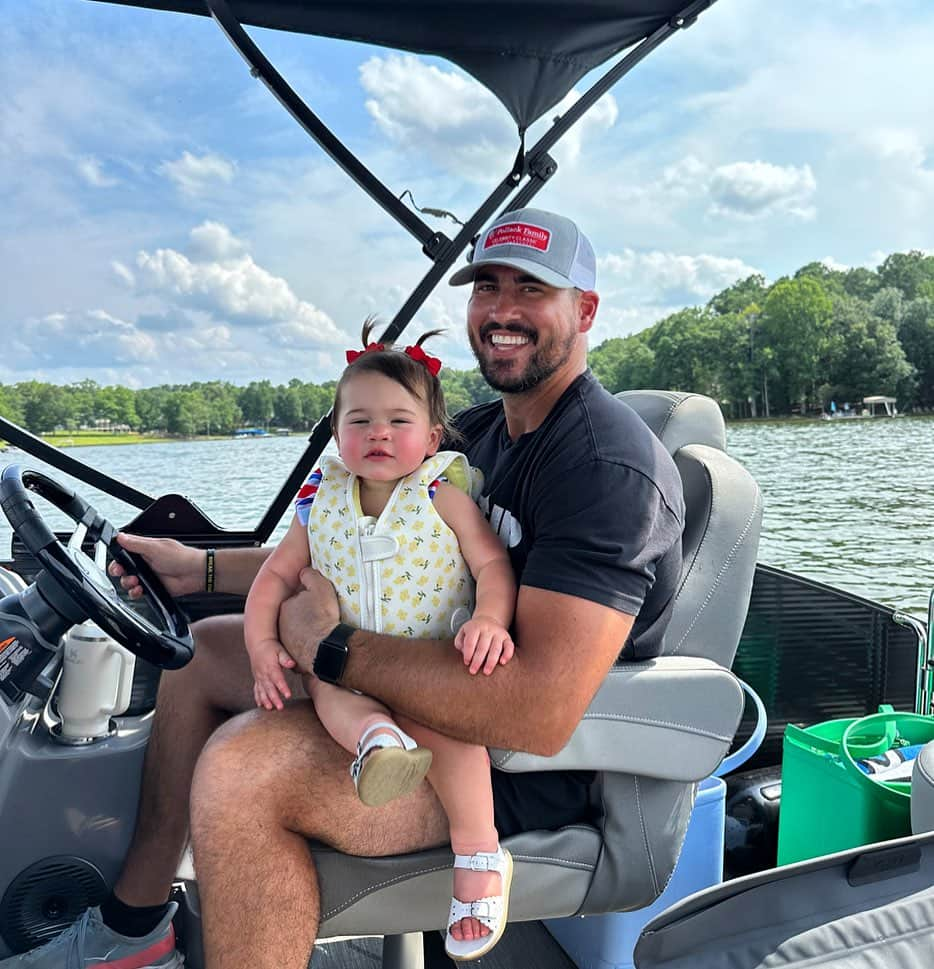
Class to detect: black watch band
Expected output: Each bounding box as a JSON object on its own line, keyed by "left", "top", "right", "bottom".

{"left": 313, "top": 622, "right": 355, "bottom": 684}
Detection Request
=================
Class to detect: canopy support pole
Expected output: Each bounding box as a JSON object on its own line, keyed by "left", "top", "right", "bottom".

{"left": 204, "top": 0, "right": 447, "bottom": 253}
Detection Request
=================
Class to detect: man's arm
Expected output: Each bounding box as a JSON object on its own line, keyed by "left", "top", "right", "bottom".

{"left": 214, "top": 546, "right": 274, "bottom": 595}
{"left": 280, "top": 574, "right": 633, "bottom": 756}
{"left": 111, "top": 533, "right": 273, "bottom": 598}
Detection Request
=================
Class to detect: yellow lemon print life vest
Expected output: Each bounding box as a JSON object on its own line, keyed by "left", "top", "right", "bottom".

{"left": 306, "top": 451, "right": 476, "bottom": 639}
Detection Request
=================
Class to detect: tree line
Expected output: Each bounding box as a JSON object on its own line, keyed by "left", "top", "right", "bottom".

{"left": 3, "top": 250, "right": 934, "bottom": 435}
{"left": 0, "top": 374, "right": 502, "bottom": 437}
{"left": 588, "top": 250, "right": 934, "bottom": 417}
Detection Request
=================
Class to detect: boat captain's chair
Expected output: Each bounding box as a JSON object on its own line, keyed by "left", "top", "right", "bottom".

{"left": 311, "top": 389, "right": 763, "bottom": 967}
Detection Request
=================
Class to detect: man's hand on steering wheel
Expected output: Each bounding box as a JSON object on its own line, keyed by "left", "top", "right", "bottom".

{"left": 0, "top": 466, "right": 194, "bottom": 670}
{"left": 108, "top": 532, "right": 206, "bottom": 600}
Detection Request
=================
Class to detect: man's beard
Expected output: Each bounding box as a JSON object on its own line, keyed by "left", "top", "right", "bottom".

{"left": 471, "top": 324, "right": 577, "bottom": 394}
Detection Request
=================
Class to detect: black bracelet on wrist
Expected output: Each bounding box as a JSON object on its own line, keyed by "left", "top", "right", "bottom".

{"left": 205, "top": 547, "right": 216, "bottom": 593}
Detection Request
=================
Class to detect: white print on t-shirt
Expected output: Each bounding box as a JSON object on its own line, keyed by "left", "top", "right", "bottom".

{"left": 478, "top": 495, "right": 523, "bottom": 549}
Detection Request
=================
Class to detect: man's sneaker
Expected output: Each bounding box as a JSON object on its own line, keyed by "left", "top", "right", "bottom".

{"left": 0, "top": 902, "right": 183, "bottom": 968}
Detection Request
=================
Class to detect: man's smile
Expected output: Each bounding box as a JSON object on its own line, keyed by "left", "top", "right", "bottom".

{"left": 479, "top": 323, "right": 536, "bottom": 351}
{"left": 490, "top": 333, "right": 530, "bottom": 347}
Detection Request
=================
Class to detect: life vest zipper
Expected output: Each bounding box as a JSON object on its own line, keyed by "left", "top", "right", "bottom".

{"left": 360, "top": 519, "right": 382, "bottom": 633}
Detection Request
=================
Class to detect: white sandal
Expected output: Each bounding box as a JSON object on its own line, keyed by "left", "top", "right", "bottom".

{"left": 444, "top": 845, "right": 514, "bottom": 962}
{"left": 350, "top": 721, "right": 432, "bottom": 807}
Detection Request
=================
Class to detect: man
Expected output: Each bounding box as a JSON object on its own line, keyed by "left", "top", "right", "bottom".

{"left": 1, "top": 208, "right": 684, "bottom": 969}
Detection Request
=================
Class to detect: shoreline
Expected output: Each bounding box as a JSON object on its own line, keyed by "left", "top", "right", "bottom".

{"left": 1, "top": 433, "right": 297, "bottom": 450}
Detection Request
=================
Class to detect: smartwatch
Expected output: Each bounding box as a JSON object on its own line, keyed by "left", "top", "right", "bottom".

{"left": 313, "top": 622, "right": 356, "bottom": 684}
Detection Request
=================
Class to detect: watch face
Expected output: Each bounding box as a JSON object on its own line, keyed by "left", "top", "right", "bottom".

{"left": 314, "top": 624, "right": 352, "bottom": 683}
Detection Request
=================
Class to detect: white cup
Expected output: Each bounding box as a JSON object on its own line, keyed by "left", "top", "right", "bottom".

{"left": 56, "top": 621, "right": 136, "bottom": 740}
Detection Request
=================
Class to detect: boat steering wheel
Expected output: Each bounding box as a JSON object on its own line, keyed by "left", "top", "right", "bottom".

{"left": 0, "top": 465, "right": 193, "bottom": 670}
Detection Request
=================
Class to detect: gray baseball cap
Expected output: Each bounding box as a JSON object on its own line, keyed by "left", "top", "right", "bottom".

{"left": 448, "top": 207, "right": 596, "bottom": 290}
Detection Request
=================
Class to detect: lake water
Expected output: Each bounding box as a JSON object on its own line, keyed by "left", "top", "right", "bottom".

{"left": 2, "top": 415, "right": 933, "bottom": 617}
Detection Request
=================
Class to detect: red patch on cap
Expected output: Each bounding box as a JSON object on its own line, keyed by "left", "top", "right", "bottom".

{"left": 483, "top": 222, "right": 551, "bottom": 252}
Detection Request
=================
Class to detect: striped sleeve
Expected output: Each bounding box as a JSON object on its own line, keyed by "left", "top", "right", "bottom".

{"left": 294, "top": 468, "right": 323, "bottom": 526}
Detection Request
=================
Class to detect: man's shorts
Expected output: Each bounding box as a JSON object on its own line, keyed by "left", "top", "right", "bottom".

{"left": 491, "top": 768, "right": 596, "bottom": 838}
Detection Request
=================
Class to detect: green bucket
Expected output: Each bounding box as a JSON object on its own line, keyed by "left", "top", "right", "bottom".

{"left": 777, "top": 705, "right": 934, "bottom": 865}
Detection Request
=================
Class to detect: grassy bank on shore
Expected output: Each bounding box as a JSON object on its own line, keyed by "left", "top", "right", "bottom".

{"left": 3, "top": 431, "right": 300, "bottom": 449}
{"left": 41, "top": 432, "right": 176, "bottom": 448}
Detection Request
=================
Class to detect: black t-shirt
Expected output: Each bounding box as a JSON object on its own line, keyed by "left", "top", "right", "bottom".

{"left": 453, "top": 371, "right": 684, "bottom": 659}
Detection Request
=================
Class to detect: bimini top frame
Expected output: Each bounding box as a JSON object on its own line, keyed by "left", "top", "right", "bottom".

{"left": 1, "top": 0, "right": 719, "bottom": 547}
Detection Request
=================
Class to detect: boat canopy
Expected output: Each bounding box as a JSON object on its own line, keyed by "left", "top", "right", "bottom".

{"left": 93, "top": 0, "right": 714, "bottom": 129}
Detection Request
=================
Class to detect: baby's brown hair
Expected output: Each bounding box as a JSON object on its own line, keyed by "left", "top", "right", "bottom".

{"left": 332, "top": 318, "right": 459, "bottom": 443}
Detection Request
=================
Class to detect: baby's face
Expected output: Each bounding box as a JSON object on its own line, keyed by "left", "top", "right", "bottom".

{"left": 334, "top": 371, "right": 442, "bottom": 482}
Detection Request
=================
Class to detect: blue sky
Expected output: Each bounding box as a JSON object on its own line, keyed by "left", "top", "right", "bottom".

{"left": 3, "top": 0, "right": 934, "bottom": 387}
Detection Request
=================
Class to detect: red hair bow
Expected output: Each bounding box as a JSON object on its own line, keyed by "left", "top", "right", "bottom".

{"left": 404, "top": 344, "right": 442, "bottom": 376}
{"left": 345, "top": 343, "right": 384, "bottom": 364}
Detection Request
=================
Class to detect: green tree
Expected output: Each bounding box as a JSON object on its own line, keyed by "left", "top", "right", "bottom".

{"left": 165, "top": 389, "right": 209, "bottom": 436}
{"left": 135, "top": 387, "right": 171, "bottom": 432}
{"left": 239, "top": 381, "right": 275, "bottom": 428}
{"left": 17, "top": 381, "right": 70, "bottom": 433}
{"left": 841, "top": 267, "right": 881, "bottom": 302}
{"left": 878, "top": 251, "right": 934, "bottom": 301}
{"left": 589, "top": 334, "right": 655, "bottom": 393}
{"left": 825, "top": 296, "right": 915, "bottom": 407}
{"left": 714, "top": 309, "right": 763, "bottom": 418}
{"left": 646, "top": 307, "right": 722, "bottom": 395}
{"left": 758, "top": 276, "right": 834, "bottom": 413}
{"left": 439, "top": 371, "right": 473, "bottom": 415}
{"left": 0, "top": 385, "right": 25, "bottom": 426}
{"left": 899, "top": 298, "right": 934, "bottom": 407}
{"left": 66, "top": 379, "right": 100, "bottom": 428}
{"left": 870, "top": 287, "right": 904, "bottom": 331}
{"left": 794, "top": 261, "right": 846, "bottom": 298}
{"left": 200, "top": 382, "right": 242, "bottom": 434}
{"left": 707, "top": 274, "right": 768, "bottom": 316}
{"left": 96, "top": 385, "right": 139, "bottom": 428}
{"left": 275, "top": 384, "right": 304, "bottom": 429}
{"left": 301, "top": 381, "right": 335, "bottom": 428}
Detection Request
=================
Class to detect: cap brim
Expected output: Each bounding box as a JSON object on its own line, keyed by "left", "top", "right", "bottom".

{"left": 448, "top": 255, "right": 576, "bottom": 289}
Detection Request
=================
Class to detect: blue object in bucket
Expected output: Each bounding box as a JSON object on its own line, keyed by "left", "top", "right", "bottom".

{"left": 544, "top": 680, "right": 767, "bottom": 969}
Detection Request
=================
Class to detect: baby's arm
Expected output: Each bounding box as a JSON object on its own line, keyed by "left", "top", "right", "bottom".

{"left": 433, "top": 483, "right": 517, "bottom": 675}
{"left": 244, "top": 515, "right": 311, "bottom": 709}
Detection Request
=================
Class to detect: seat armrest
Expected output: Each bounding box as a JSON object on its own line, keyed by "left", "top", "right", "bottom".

{"left": 489, "top": 657, "right": 744, "bottom": 782}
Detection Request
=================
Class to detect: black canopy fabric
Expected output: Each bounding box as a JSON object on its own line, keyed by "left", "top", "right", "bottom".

{"left": 92, "top": 1, "right": 712, "bottom": 128}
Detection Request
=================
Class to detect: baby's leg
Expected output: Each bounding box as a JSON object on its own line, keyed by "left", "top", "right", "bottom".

{"left": 307, "top": 677, "right": 432, "bottom": 807}
{"left": 396, "top": 716, "right": 502, "bottom": 945}
{"left": 305, "top": 675, "right": 393, "bottom": 754}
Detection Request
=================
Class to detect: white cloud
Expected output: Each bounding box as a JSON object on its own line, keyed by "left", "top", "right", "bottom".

{"left": 708, "top": 161, "right": 817, "bottom": 220}
{"left": 361, "top": 54, "right": 514, "bottom": 179}
{"left": 188, "top": 221, "right": 247, "bottom": 262}
{"left": 112, "top": 261, "right": 135, "bottom": 286}
{"left": 659, "top": 155, "right": 709, "bottom": 197}
{"left": 158, "top": 151, "right": 236, "bottom": 196}
{"left": 75, "top": 156, "right": 117, "bottom": 188}
{"left": 599, "top": 249, "right": 762, "bottom": 305}
{"left": 130, "top": 222, "right": 345, "bottom": 348}
{"left": 9, "top": 309, "right": 159, "bottom": 371}
{"left": 593, "top": 303, "right": 684, "bottom": 344}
